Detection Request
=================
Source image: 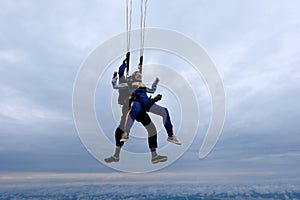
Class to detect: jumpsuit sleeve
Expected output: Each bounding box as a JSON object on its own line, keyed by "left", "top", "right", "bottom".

{"left": 112, "top": 82, "right": 129, "bottom": 90}
{"left": 118, "top": 63, "right": 127, "bottom": 78}
{"left": 112, "top": 63, "right": 129, "bottom": 90}
{"left": 145, "top": 81, "right": 158, "bottom": 93}
{"left": 111, "top": 75, "right": 118, "bottom": 88}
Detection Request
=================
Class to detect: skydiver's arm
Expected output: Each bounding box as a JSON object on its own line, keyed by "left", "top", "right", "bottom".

{"left": 118, "top": 63, "right": 127, "bottom": 78}
{"left": 113, "top": 83, "right": 129, "bottom": 90}
{"left": 112, "top": 72, "right": 118, "bottom": 88}
{"left": 112, "top": 72, "right": 129, "bottom": 90}
{"left": 146, "top": 77, "right": 159, "bottom": 93}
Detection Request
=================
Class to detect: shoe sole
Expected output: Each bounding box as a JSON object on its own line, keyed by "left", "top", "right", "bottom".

{"left": 120, "top": 138, "right": 128, "bottom": 142}
{"left": 167, "top": 138, "right": 182, "bottom": 145}
{"left": 104, "top": 157, "right": 119, "bottom": 163}
{"left": 152, "top": 157, "right": 168, "bottom": 164}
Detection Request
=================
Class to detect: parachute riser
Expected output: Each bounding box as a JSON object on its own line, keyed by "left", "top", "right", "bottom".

{"left": 126, "top": 52, "right": 130, "bottom": 77}
{"left": 138, "top": 55, "right": 143, "bottom": 76}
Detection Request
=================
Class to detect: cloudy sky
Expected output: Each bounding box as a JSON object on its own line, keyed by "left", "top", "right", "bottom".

{"left": 0, "top": 0, "right": 299, "bottom": 183}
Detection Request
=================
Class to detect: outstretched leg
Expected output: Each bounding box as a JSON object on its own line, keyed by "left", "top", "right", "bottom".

{"left": 148, "top": 103, "right": 173, "bottom": 136}
{"left": 104, "top": 125, "right": 124, "bottom": 163}
{"left": 149, "top": 103, "right": 181, "bottom": 145}
{"left": 104, "top": 103, "right": 128, "bottom": 163}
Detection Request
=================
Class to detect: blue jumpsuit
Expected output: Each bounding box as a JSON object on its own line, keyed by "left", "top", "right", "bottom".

{"left": 124, "top": 87, "right": 174, "bottom": 137}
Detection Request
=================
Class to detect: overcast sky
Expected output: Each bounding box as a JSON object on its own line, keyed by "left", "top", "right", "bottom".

{"left": 0, "top": 0, "right": 299, "bottom": 183}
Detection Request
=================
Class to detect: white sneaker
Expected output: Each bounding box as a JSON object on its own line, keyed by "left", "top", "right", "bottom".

{"left": 167, "top": 136, "right": 182, "bottom": 145}
{"left": 104, "top": 156, "right": 119, "bottom": 163}
{"left": 120, "top": 133, "right": 129, "bottom": 142}
{"left": 152, "top": 155, "right": 168, "bottom": 164}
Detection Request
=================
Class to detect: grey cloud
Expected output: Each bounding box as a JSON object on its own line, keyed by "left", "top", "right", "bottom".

{"left": 0, "top": 0, "right": 299, "bottom": 178}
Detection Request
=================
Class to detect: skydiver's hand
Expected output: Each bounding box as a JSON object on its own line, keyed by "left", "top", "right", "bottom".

{"left": 154, "top": 94, "right": 162, "bottom": 102}
{"left": 113, "top": 71, "right": 118, "bottom": 78}
{"left": 154, "top": 77, "right": 160, "bottom": 84}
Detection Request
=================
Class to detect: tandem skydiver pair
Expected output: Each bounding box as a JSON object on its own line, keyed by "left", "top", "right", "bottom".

{"left": 104, "top": 56, "right": 181, "bottom": 164}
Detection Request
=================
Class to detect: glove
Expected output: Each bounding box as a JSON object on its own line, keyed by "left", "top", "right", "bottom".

{"left": 154, "top": 77, "right": 160, "bottom": 84}
{"left": 153, "top": 94, "right": 162, "bottom": 102}
{"left": 113, "top": 71, "right": 118, "bottom": 78}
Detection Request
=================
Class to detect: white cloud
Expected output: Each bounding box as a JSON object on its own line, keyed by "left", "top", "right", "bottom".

{"left": 0, "top": 171, "right": 277, "bottom": 185}
{"left": 241, "top": 151, "right": 300, "bottom": 162}
{"left": 0, "top": 49, "right": 26, "bottom": 64}
{"left": 0, "top": 84, "right": 68, "bottom": 124}
{"left": 0, "top": 0, "right": 299, "bottom": 177}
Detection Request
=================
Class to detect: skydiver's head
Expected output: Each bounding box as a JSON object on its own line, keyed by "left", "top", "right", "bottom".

{"left": 132, "top": 71, "right": 142, "bottom": 81}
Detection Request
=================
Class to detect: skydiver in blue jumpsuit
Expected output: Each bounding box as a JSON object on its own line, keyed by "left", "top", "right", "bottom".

{"left": 121, "top": 74, "right": 181, "bottom": 146}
